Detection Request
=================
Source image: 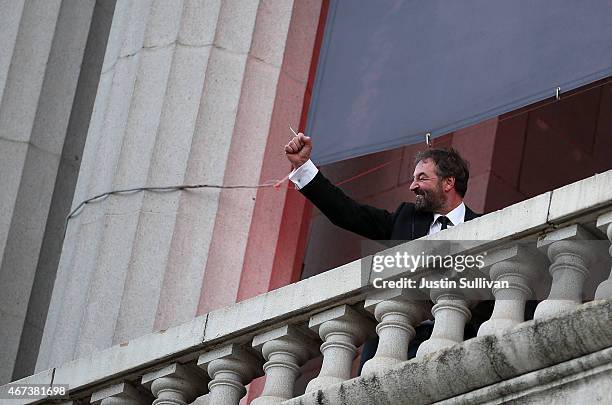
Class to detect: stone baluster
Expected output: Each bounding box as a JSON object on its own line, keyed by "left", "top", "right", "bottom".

{"left": 91, "top": 382, "right": 152, "bottom": 405}
{"left": 251, "top": 325, "right": 319, "bottom": 404}
{"left": 197, "top": 344, "right": 263, "bottom": 405}
{"left": 477, "top": 245, "right": 545, "bottom": 336}
{"left": 416, "top": 287, "right": 471, "bottom": 357}
{"left": 360, "top": 289, "right": 430, "bottom": 375}
{"left": 141, "top": 363, "right": 209, "bottom": 405}
{"left": 305, "top": 305, "right": 374, "bottom": 392}
{"left": 595, "top": 211, "right": 612, "bottom": 299}
{"left": 534, "top": 224, "right": 593, "bottom": 319}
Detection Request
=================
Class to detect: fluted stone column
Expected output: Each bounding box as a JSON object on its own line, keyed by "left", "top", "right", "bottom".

{"left": 416, "top": 288, "right": 471, "bottom": 357}
{"left": 305, "top": 305, "right": 374, "bottom": 392}
{"left": 0, "top": 0, "right": 99, "bottom": 383}
{"left": 198, "top": 344, "right": 263, "bottom": 405}
{"left": 91, "top": 382, "right": 152, "bottom": 405}
{"left": 37, "top": 0, "right": 306, "bottom": 374}
{"left": 142, "top": 363, "right": 209, "bottom": 405}
{"left": 477, "top": 245, "right": 545, "bottom": 336}
{"left": 595, "top": 211, "right": 612, "bottom": 299}
{"left": 361, "top": 289, "right": 430, "bottom": 375}
{"left": 251, "top": 325, "right": 318, "bottom": 404}
{"left": 534, "top": 225, "right": 593, "bottom": 319}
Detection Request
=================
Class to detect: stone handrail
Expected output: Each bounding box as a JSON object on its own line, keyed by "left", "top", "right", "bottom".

{"left": 3, "top": 170, "right": 612, "bottom": 404}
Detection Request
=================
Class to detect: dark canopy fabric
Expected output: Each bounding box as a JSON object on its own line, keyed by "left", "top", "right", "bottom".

{"left": 307, "top": 0, "right": 612, "bottom": 165}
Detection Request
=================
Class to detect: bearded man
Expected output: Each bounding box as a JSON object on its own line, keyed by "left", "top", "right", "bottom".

{"left": 284, "top": 133, "right": 485, "bottom": 370}
{"left": 284, "top": 133, "right": 480, "bottom": 240}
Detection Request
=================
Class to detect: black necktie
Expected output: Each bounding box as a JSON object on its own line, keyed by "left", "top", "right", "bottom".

{"left": 438, "top": 216, "right": 452, "bottom": 230}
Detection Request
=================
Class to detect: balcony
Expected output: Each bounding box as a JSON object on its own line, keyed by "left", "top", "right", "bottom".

{"left": 3, "top": 169, "right": 612, "bottom": 405}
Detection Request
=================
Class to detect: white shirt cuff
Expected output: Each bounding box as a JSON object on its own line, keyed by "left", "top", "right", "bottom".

{"left": 288, "top": 159, "right": 318, "bottom": 190}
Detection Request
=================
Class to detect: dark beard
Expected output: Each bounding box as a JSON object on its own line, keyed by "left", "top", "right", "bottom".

{"left": 414, "top": 188, "right": 444, "bottom": 212}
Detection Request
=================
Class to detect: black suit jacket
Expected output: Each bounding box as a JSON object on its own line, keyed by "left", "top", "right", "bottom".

{"left": 300, "top": 171, "right": 481, "bottom": 241}
{"left": 300, "top": 170, "right": 492, "bottom": 362}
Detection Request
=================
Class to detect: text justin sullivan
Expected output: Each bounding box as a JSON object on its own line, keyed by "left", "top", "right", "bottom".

{"left": 372, "top": 277, "right": 509, "bottom": 289}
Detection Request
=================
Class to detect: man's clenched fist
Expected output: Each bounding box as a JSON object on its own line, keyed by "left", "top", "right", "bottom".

{"left": 284, "top": 133, "right": 312, "bottom": 169}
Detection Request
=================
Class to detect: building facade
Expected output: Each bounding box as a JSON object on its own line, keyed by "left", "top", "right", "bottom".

{"left": 1, "top": 1, "right": 611, "bottom": 404}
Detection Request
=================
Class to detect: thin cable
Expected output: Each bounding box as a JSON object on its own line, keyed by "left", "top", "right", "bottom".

{"left": 62, "top": 155, "right": 401, "bottom": 243}
{"left": 66, "top": 182, "right": 283, "bottom": 221}
{"left": 61, "top": 180, "right": 290, "bottom": 244}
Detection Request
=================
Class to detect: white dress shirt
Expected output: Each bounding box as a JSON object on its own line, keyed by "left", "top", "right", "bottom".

{"left": 429, "top": 202, "right": 465, "bottom": 235}
{"left": 288, "top": 159, "right": 319, "bottom": 190}
{"left": 288, "top": 159, "right": 466, "bottom": 235}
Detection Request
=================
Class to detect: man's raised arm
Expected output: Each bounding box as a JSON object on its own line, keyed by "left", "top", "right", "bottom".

{"left": 283, "top": 133, "right": 395, "bottom": 240}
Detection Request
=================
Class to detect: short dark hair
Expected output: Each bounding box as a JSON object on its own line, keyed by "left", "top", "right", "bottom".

{"left": 414, "top": 148, "right": 470, "bottom": 197}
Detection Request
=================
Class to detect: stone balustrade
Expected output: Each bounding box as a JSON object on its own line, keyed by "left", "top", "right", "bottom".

{"left": 3, "top": 170, "right": 612, "bottom": 404}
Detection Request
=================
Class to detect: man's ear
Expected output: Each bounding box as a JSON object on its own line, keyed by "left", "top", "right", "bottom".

{"left": 443, "top": 177, "right": 455, "bottom": 192}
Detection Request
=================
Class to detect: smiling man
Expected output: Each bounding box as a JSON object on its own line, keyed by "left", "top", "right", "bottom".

{"left": 284, "top": 133, "right": 486, "bottom": 371}
{"left": 284, "top": 133, "right": 480, "bottom": 241}
{"left": 285, "top": 135, "right": 541, "bottom": 371}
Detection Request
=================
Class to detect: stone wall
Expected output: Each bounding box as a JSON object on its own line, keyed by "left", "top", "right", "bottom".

{"left": 0, "top": 0, "right": 112, "bottom": 384}
{"left": 34, "top": 0, "right": 322, "bottom": 377}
